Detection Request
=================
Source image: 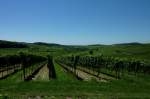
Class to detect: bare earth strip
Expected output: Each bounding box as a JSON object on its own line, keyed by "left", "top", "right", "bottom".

{"left": 60, "top": 63, "right": 107, "bottom": 82}
{"left": 76, "top": 69, "right": 106, "bottom": 82}
{"left": 77, "top": 66, "right": 115, "bottom": 81}
{"left": 0, "top": 65, "right": 21, "bottom": 79}
{"left": 33, "top": 64, "right": 49, "bottom": 81}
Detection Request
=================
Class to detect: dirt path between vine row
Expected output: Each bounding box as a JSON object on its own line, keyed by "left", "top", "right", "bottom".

{"left": 76, "top": 69, "right": 107, "bottom": 82}
{"left": 59, "top": 63, "right": 107, "bottom": 82}
{"left": 33, "top": 64, "right": 49, "bottom": 81}
{"left": 77, "top": 66, "right": 116, "bottom": 81}
{"left": 0, "top": 65, "right": 21, "bottom": 79}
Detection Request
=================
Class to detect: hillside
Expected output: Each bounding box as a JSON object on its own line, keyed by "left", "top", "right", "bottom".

{"left": 0, "top": 40, "right": 28, "bottom": 48}
{"left": 0, "top": 40, "right": 150, "bottom": 60}
{"left": 33, "top": 42, "right": 63, "bottom": 47}
{"left": 0, "top": 40, "right": 150, "bottom": 98}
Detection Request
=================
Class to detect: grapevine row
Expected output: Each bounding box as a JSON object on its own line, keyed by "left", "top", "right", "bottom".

{"left": 0, "top": 52, "right": 47, "bottom": 80}
{"left": 56, "top": 55, "right": 150, "bottom": 78}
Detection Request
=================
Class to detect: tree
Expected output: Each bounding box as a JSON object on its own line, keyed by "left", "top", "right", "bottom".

{"left": 89, "top": 50, "right": 93, "bottom": 55}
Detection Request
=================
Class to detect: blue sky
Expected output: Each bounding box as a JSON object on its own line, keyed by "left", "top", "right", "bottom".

{"left": 0, "top": 0, "right": 150, "bottom": 45}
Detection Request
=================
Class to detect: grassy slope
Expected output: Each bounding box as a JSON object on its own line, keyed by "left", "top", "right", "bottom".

{"left": 0, "top": 46, "right": 65, "bottom": 57}
{"left": 0, "top": 62, "right": 150, "bottom": 98}
{"left": 0, "top": 75, "right": 150, "bottom": 98}
{"left": 82, "top": 44, "right": 150, "bottom": 65}
{"left": 54, "top": 62, "right": 77, "bottom": 81}
{"left": 0, "top": 43, "right": 150, "bottom": 98}
{"left": 1, "top": 43, "right": 150, "bottom": 61}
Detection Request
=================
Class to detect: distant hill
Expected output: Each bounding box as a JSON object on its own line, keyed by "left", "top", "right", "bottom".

{"left": 87, "top": 43, "right": 145, "bottom": 46}
{"left": 0, "top": 40, "right": 28, "bottom": 48}
{"left": 33, "top": 42, "right": 63, "bottom": 47}
{"left": 88, "top": 44, "right": 106, "bottom": 46}
{"left": 1, "top": 40, "right": 149, "bottom": 49}
{"left": 113, "top": 42, "right": 143, "bottom": 46}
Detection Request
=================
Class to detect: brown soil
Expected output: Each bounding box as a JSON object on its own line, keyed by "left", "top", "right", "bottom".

{"left": 33, "top": 64, "right": 49, "bottom": 81}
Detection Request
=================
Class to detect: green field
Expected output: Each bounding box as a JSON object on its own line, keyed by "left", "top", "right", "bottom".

{"left": 0, "top": 41, "right": 150, "bottom": 99}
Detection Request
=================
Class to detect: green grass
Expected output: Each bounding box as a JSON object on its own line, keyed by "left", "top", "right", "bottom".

{"left": 1, "top": 43, "right": 150, "bottom": 62}
{"left": 4, "top": 69, "right": 23, "bottom": 82}
{"left": 1, "top": 64, "right": 150, "bottom": 98}
{"left": 3, "top": 62, "right": 46, "bottom": 82}
{"left": 54, "top": 62, "right": 77, "bottom": 81}
{"left": 91, "top": 44, "right": 150, "bottom": 62}
{"left": 1, "top": 43, "right": 150, "bottom": 98}
{"left": 0, "top": 45, "right": 68, "bottom": 57}
{"left": 0, "top": 75, "right": 150, "bottom": 98}
{"left": 2, "top": 61, "right": 76, "bottom": 82}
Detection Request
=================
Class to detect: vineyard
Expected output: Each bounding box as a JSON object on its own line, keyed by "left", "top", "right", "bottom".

{"left": 0, "top": 53, "right": 59, "bottom": 81}
{"left": 0, "top": 43, "right": 150, "bottom": 98}
{"left": 1, "top": 0, "right": 150, "bottom": 98}
{"left": 55, "top": 55, "right": 150, "bottom": 83}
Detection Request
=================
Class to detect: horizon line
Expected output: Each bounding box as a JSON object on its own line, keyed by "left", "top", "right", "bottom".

{"left": 0, "top": 39, "right": 150, "bottom": 46}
